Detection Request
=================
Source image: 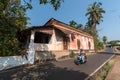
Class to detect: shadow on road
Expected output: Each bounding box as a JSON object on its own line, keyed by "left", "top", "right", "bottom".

{"left": 0, "top": 62, "right": 89, "bottom": 80}
{"left": 97, "top": 52, "right": 114, "bottom": 54}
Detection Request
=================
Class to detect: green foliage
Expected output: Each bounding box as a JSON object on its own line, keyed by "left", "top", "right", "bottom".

{"left": 108, "top": 40, "right": 120, "bottom": 46}
{"left": 86, "top": 2, "right": 105, "bottom": 29}
{"left": 85, "top": 1, "right": 105, "bottom": 32}
{"left": 69, "top": 20, "right": 77, "bottom": 27}
{"left": 85, "top": 2, "right": 105, "bottom": 51}
{"left": 102, "top": 36, "right": 107, "bottom": 44}
{"left": 69, "top": 51, "right": 75, "bottom": 58}
{"left": 94, "top": 35, "right": 104, "bottom": 51}
{"left": 99, "top": 70, "right": 107, "bottom": 80}
{"left": 84, "top": 26, "right": 93, "bottom": 34}
{"left": 23, "top": 0, "right": 64, "bottom": 10}
{"left": 0, "top": 0, "right": 28, "bottom": 56}
{"left": 76, "top": 24, "right": 83, "bottom": 30}
{"left": 69, "top": 20, "right": 83, "bottom": 30}
{"left": 98, "top": 60, "right": 114, "bottom": 80}
{"left": 0, "top": 0, "right": 63, "bottom": 56}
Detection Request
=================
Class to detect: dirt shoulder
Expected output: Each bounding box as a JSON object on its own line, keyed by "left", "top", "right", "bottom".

{"left": 106, "top": 56, "right": 120, "bottom": 80}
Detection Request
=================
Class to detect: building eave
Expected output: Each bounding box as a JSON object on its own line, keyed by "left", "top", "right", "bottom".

{"left": 44, "top": 18, "right": 93, "bottom": 39}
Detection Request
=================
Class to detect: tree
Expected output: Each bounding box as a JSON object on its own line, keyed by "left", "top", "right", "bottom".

{"left": 23, "top": 0, "right": 64, "bottom": 10}
{"left": 76, "top": 24, "right": 83, "bottom": 30}
{"left": 0, "top": 0, "right": 63, "bottom": 56}
{"left": 108, "top": 40, "right": 120, "bottom": 46}
{"left": 85, "top": 2, "right": 105, "bottom": 51}
{"left": 69, "top": 20, "right": 77, "bottom": 27}
{"left": 102, "top": 36, "right": 107, "bottom": 44}
{"left": 0, "top": 0, "right": 28, "bottom": 56}
{"left": 84, "top": 25, "right": 92, "bottom": 35}
{"left": 69, "top": 20, "right": 83, "bottom": 30}
{"left": 85, "top": 2, "right": 105, "bottom": 33}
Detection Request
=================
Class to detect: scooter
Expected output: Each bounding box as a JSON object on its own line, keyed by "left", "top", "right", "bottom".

{"left": 74, "top": 55, "right": 87, "bottom": 65}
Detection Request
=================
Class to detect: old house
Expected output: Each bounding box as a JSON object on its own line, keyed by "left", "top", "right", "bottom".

{"left": 20, "top": 18, "right": 94, "bottom": 61}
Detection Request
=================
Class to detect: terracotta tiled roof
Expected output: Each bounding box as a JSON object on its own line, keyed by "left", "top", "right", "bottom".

{"left": 23, "top": 18, "right": 93, "bottom": 38}
{"left": 44, "top": 18, "right": 93, "bottom": 38}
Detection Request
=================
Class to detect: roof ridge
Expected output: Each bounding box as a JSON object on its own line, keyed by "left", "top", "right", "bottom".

{"left": 44, "top": 18, "right": 92, "bottom": 37}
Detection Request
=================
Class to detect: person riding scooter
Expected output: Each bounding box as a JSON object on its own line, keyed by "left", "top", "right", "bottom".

{"left": 74, "top": 49, "right": 87, "bottom": 65}
{"left": 78, "top": 49, "right": 87, "bottom": 63}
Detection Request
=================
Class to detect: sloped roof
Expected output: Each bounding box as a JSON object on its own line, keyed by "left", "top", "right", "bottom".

{"left": 22, "top": 18, "right": 93, "bottom": 38}
{"left": 44, "top": 18, "right": 93, "bottom": 38}
{"left": 20, "top": 26, "right": 54, "bottom": 38}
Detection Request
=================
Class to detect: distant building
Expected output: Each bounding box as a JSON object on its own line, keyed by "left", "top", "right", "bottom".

{"left": 20, "top": 18, "right": 94, "bottom": 60}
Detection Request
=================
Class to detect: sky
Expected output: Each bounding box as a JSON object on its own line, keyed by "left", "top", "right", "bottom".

{"left": 26, "top": 0, "right": 120, "bottom": 41}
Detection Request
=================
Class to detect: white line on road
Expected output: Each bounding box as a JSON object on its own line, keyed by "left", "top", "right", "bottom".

{"left": 85, "top": 54, "right": 115, "bottom": 80}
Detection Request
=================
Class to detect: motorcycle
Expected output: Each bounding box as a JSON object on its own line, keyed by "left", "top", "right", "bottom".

{"left": 74, "top": 55, "right": 87, "bottom": 65}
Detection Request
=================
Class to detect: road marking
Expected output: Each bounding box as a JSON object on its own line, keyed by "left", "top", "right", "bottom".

{"left": 85, "top": 54, "right": 115, "bottom": 80}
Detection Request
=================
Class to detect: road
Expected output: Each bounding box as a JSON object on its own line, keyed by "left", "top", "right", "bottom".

{"left": 0, "top": 48, "right": 114, "bottom": 80}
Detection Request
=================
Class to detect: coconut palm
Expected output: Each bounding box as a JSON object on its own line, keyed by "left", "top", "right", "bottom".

{"left": 85, "top": 2, "right": 105, "bottom": 32}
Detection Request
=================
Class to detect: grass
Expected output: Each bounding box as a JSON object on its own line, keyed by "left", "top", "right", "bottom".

{"left": 96, "top": 59, "right": 115, "bottom": 80}
{"left": 69, "top": 51, "right": 76, "bottom": 58}
{"left": 86, "top": 52, "right": 93, "bottom": 56}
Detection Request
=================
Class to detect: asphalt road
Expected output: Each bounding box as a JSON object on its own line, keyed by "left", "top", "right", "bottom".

{"left": 0, "top": 48, "right": 114, "bottom": 80}
{"left": 49, "top": 52, "right": 114, "bottom": 80}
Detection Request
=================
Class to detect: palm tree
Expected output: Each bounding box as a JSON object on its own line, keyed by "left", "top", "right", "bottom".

{"left": 76, "top": 24, "right": 83, "bottom": 30}
{"left": 69, "top": 20, "right": 83, "bottom": 30}
{"left": 69, "top": 20, "right": 77, "bottom": 27}
{"left": 85, "top": 2, "right": 105, "bottom": 33}
{"left": 102, "top": 36, "right": 107, "bottom": 44}
{"left": 85, "top": 2, "right": 105, "bottom": 51}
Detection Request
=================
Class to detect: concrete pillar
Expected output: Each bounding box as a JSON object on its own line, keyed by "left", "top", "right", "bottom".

{"left": 27, "top": 31, "right": 35, "bottom": 64}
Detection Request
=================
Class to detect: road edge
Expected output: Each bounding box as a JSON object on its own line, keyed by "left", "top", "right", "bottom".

{"left": 85, "top": 54, "right": 115, "bottom": 80}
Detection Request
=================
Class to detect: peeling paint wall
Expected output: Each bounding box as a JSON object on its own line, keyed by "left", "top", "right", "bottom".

{"left": 34, "top": 28, "right": 64, "bottom": 51}
{"left": 69, "top": 34, "right": 94, "bottom": 50}
{"left": 52, "top": 29, "right": 64, "bottom": 50}
{"left": 34, "top": 31, "right": 94, "bottom": 52}
{"left": 69, "top": 34, "right": 77, "bottom": 50}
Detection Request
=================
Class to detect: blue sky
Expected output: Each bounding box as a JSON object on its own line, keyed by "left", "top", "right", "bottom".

{"left": 26, "top": 0, "right": 120, "bottom": 41}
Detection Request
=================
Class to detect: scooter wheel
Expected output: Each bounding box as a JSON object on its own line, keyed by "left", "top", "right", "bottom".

{"left": 74, "top": 60, "right": 79, "bottom": 65}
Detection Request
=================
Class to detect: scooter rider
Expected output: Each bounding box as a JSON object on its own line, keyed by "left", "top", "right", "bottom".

{"left": 79, "top": 49, "right": 86, "bottom": 63}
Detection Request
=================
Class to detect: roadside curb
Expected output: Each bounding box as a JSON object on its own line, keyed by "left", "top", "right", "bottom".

{"left": 85, "top": 54, "right": 115, "bottom": 80}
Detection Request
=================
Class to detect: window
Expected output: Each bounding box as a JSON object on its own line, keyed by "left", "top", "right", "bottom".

{"left": 34, "top": 32, "right": 51, "bottom": 43}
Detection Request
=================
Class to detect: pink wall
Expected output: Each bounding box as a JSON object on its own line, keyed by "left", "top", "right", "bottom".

{"left": 69, "top": 34, "right": 77, "bottom": 50}
{"left": 69, "top": 34, "right": 94, "bottom": 50}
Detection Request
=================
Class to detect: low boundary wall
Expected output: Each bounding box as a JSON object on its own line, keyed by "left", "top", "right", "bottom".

{"left": 0, "top": 55, "right": 28, "bottom": 71}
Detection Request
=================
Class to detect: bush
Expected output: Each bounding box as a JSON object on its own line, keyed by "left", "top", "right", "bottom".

{"left": 69, "top": 51, "right": 75, "bottom": 58}
{"left": 100, "top": 70, "right": 107, "bottom": 80}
